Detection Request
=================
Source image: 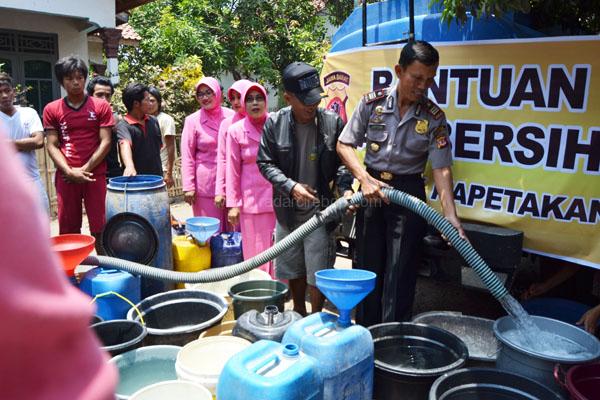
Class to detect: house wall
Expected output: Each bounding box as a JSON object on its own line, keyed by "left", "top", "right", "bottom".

{"left": 1, "top": 0, "right": 114, "bottom": 28}
{"left": 0, "top": 10, "right": 89, "bottom": 60}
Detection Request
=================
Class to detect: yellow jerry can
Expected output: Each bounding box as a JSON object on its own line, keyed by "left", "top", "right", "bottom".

{"left": 172, "top": 235, "right": 211, "bottom": 289}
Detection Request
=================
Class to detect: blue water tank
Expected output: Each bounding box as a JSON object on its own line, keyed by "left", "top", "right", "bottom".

{"left": 210, "top": 231, "right": 243, "bottom": 268}
{"left": 80, "top": 268, "right": 141, "bottom": 320}
{"left": 218, "top": 340, "right": 322, "bottom": 399}
{"left": 282, "top": 312, "right": 374, "bottom": 399}
{"left": 106, "top": 175, "right": 173, "bottom": 297}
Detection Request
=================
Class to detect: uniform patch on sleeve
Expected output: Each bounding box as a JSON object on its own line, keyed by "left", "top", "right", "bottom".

{"left": 426, "top": 99, "right": 444, "bottom": 120}
{"left": 434, "top": 124, "right": 450, "bottom": 148}
{"left": 364, "top": 89, "right": 388, "bottom": 104}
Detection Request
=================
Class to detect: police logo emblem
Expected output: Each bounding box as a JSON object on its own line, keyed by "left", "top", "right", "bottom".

{"left": 415, "top": 120, "right": 428, "bottom": 135}
{"left": 436, "top": 135, "right": 448, "bottom": 149}
{"left": 370, "top": 142, "right": 380, "bottom": 152}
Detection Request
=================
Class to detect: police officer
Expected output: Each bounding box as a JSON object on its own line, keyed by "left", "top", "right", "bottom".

{"left": 337, "top": 40, "right": 466, "bottom": 326}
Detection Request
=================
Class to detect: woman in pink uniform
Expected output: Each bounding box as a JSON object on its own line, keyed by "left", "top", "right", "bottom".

{"left": 181, "top": 77, "right": 234, "bottom": 229}
{"left": 226, "top": 83, "right": 276, "bottom": 276}
{"left": 214, "top": 79, "right": 252, "bottom": 227}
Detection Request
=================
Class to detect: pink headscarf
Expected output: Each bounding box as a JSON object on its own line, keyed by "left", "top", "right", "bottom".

{"left": 228, "top": 79, "right": 253, "bottom": 117}
{"left": 195, "top": 76, "right": 223, "bottom": 115}
{"left": 240, "top": 82, "right": 269, "bottom": 128}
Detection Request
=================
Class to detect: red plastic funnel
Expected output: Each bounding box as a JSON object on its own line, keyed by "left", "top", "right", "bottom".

{"left": 51, "top": 234, "right": 95, "bottom": 276}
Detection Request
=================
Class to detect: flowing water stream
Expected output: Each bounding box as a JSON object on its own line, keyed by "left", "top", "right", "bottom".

{"left": 499, "top": 295, "right": 591, "bottom": 358}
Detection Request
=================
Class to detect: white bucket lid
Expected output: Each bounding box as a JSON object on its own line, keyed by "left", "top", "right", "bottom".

{"left": 176, "top": 336, "right": 251, "bottom": 393}
{"left": 130, "top": 380, "right": 212, "bottom": 400}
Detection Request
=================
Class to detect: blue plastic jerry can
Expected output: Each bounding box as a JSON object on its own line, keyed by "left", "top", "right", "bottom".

{"left": 218, "top": 340, "right": 322, "bottom": 400}
{"left": 79, "top": 268, "right": 141, "bottom": 320}
{"left": 282, "top": 312, "right": 374, "bottom": 400}
{"left": 210, "top": 231, "right": 243, "bottom": 268}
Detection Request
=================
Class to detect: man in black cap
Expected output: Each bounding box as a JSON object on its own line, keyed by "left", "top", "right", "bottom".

{"left": 257, "top": 62, "right": 353, "bottom": 315}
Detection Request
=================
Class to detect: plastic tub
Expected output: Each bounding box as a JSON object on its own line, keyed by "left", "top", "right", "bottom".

{"left": 229, "top": 280, "right": 288, "bottom": 319}
{"left": 130, "top": 380, "right": 212, "bottom": 400}
{"left": 494, "top": 315, "right": 600, "bottom": 395}
{"left": 91, "top": 319, "right": 147, "bottom": 357}
{"left": 560, "top": 362, "right": 600, "bottom": 400}
{"left": 176, "top": 336, "right": 251, "bottom": 396}
{"left": 127, "top": 289, "right": 228, "bottom": 346}
{"left": 430, "top": 367, "right": 562, "bottom": 399}
{"left": 369, "top": 322, "right": 469, "bottom": 400}
{"left": 412, "top": 311, "right": 499, "bottom": 365}
{"left": 111, "top": 345, "right": 181, "bottom": 400}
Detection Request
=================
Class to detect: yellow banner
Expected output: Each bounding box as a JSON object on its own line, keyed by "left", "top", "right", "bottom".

{"left": 322, "top": 37, "right": 600, "bottom": 269}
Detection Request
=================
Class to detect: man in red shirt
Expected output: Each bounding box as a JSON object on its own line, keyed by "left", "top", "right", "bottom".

{"left": 43, "top": 57, "right": 114, "bottom": 253}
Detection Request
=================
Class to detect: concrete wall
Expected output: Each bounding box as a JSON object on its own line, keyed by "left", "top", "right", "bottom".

{"left": 1, "top": 0, "right": 114, "bottom": 28}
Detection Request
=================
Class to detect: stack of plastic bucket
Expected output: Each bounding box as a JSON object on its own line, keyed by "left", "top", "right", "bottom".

{"left": 282, "top": 269, "right": 376, "bottom": 399}
{"left": 218, "top": 341, "right": 322, "bottom": 399}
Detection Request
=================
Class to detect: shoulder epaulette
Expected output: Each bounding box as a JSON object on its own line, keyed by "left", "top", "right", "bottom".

{"left": 426, "top": 99, "right": 444, "bottom": 120}
{"left": 363, "top": 88, "right": 388, "bottom": 105}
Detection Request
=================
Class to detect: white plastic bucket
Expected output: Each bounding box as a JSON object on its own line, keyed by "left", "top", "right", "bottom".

{"left": 130, "top": 380, "right": 212, "bottom": 400}
{"left": 185, "top": 269, "right": 271, "bottom": 297}
{"left": 176, "top": 336, "right": 251, "bottom": 396}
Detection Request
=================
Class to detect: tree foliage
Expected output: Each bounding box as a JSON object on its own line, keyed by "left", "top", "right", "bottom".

{"left": 115, "top": 55, "right": 204, "bottom": 128}
{"left": 433, "top": 0, "right": 600, "bottom": 34}
{"left": 121, "top": 0, "right": 330, "bottom": 89}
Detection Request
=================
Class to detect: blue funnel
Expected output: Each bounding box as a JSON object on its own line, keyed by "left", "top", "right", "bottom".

{"left": 185, "top": 216, "right": 220, "bottom": 245}
{"left": 315, "top": 269, "right": 376, "bottom": 326}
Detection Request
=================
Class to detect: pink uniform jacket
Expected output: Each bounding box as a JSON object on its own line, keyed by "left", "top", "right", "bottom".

{"left": 226, "top": 117, "right": 274, "bottom": 213}
{"left": 181, "top": 78, "right": 234, "bottom": 197}
{"left": 215, "top": 80, "right": 252, "bottom": 197}
{"left": 226, "top": 82, "right": 274, "bottom": 214}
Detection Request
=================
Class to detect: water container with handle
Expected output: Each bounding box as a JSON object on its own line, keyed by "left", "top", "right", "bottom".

{"left": 218, "top": 340, "right": 322, "bottom": 400}
{"left": 80, "top": 268, "right": 141, "bottom": 320}
{"left": 210, "top": 232, "right": 243, "bottom": 268}
{"left": 233, "top": 305, "right": 303, "bottom": 342}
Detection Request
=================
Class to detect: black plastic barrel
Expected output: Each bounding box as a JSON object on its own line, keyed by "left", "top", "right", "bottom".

{"left": 369, "top": 322, "right": 469, "bottom": 400}
{"left": 91, "top": 319, "right": 147, "bottom": 356}
{"left": 228, "top": 280, "right": 288, "bottom": 319}
{"left": 127, "top": 289, "right": 228, "bottom": 346}
{"left": 429, "top": 368, "right": 563, "bottom": 399}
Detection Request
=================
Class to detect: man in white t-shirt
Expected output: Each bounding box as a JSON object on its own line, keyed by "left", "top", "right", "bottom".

{"left": 147, "top": 86, "right": 176, "bottom": 187}
{"left": 0, "top": 72, "right": 49, "bottom": 212}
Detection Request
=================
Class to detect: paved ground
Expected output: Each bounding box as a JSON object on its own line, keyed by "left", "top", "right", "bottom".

{"left": 52, "top": 201, "right": 504, "bottom": 320}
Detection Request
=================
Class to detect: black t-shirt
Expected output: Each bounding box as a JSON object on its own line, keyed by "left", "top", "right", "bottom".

{"left": 106, "top": 112, "right": 123, "bottom": 178}
{"left": 116, "top": 115, "right": 163, "bottom": 176}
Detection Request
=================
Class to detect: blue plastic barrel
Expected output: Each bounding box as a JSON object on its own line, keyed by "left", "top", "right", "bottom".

{"left": 218, "top": 340, "right": 322, "bottom": 399}
{"left": 282, "top": 312, "right": 374, "bottom": 399}
{"left": 522, "top": 297, "right": 592, "bottom": 327}
{"left": 106, "top": 175, "right": 173, "bottom": 297}
{"left": 80, "top": 268, "right": 141, "bottom": 320}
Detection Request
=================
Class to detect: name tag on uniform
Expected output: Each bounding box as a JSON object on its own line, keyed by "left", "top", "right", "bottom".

{"left": 368, "top": 123, "right": 386, "bottom": 130}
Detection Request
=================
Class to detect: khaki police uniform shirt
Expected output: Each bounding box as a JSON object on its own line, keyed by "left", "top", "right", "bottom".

{"left": 339, "top": 86, "right": 452, "bottom": 175}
